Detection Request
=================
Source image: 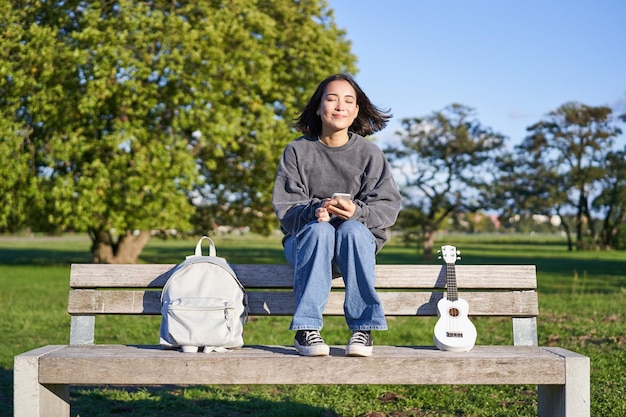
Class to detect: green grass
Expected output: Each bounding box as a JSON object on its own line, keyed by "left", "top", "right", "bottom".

{"left": 1, "top": 233, "right": 625, "bottom": 416}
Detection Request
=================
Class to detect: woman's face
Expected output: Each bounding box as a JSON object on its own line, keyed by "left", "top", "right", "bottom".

{"left": 318, "top": 80, "right": 359, "bottom": 135}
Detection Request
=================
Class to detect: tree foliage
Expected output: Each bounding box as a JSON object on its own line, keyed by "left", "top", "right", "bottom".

{"left": 592, "top": 147, "right": 626, "bottom": 249}
{"left": 0, "top": 1, "right": 44, "bottom": 232}
{"left": 494, "top": 102, "right": 623, "bottom": 250}
{"left": 385, "top": 104, "right": 506, "bottom": 259}
{"left": 488, "top": 145, "right": 576, "bottom": 248}
{"left": 0, "top": 0, "right": 356, "bottom": 262}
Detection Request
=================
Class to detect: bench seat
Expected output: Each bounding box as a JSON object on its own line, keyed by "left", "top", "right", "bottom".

{"left": 14, "top": 263, "right": 590, "bottom": 417}
{"left": 31, "top": 344, "right": 582, "bottom": 386}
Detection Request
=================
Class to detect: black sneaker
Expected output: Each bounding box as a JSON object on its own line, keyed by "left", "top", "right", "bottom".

{"left": 294, "top": 330, "right": 330, "bottom": 356}
{"left": 346, "top": 330, "right": 373, "bottom": 357}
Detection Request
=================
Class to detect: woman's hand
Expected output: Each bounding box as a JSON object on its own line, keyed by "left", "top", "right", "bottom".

{"left": 315, "top": 206, "right": 332, "bottom": 222}
{"left": 323, "top": 197, "right": 356, "bottom": 220}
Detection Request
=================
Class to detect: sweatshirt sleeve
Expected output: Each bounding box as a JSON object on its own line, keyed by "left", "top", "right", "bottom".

{"left": 351, "top": 148, "right": 402, "bottom": 244}
{"left": 272, "top": 144, "right": 322, "bottom": 235}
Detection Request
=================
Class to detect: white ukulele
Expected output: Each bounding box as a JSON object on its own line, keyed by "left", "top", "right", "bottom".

{"left": 433, "top": 245, "right": 477, "bottom": 352}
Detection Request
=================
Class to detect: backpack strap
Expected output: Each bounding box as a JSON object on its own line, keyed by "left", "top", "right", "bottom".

{"left": 194, "top": 236, "right": 217, "bottom": 257}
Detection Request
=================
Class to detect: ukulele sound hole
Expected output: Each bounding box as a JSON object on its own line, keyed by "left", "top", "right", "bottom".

{"left": 448, "top": 307, "right": 460, "bottom": 317}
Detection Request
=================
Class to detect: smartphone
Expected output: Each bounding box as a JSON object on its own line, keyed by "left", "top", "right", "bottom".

{"left": 332, "top": 193, "right": 351, "bottom": 201}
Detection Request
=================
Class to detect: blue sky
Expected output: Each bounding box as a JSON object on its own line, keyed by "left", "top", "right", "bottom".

{"left": 329, "top": 1, "right": 626, "bottom": 148}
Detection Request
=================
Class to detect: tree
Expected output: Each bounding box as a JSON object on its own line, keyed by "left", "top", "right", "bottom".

{"left": 488, "top": 149, "right": 576, "bottom": 249}
{"left": 512, "top": 102, "right": 622, "bottom": 250}
{"left": 385, "top": 104, "right": 506, "bottom": 259}
{"left": 0, "top": 0, "right": 356, "bottom": 262}
{"left": 592, "top": 147, "right": 626, "bottom": 249}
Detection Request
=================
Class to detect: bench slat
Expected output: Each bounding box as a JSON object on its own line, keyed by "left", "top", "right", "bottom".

{"left": 38, "top": 344, "right": 565, "bottom": 385}
{"left": 69, "top": 264, "right": 537, "bottom": 290}
{"left": 68, "top": 289, "right": 538, "bottom": 316}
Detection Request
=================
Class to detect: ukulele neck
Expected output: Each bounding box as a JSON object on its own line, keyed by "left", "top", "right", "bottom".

{"left": 446, "top": 263, "right": 458, "bottom": 301}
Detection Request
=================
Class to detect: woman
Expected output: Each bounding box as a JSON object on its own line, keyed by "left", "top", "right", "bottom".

{"left": 272, "top": 74, "right": 401, "bottom": 357}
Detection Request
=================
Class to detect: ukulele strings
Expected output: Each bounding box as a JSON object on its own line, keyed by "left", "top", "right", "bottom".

{"left": 447, "top": 262, "right": 457, "bottom": 336}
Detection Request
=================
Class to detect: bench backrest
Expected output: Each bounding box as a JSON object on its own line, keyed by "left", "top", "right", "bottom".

{"left": 68, "top": 263, "right": 539, "bottom": 346}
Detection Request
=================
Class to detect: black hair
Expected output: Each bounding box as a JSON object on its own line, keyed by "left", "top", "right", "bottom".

{"left": 294, "top": 74, "right": 392, "bottom": 137}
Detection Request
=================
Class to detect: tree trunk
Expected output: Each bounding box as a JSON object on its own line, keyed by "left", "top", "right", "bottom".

{"left": 575, "top": 191, "right": 585, "bottom": 250}
{"left": 90, "top": 229, "right": 151, "bottom": 264}
{"left": 558, "top": 214, "right": 574, "bottom": 252}
{"left": 599, "top": 205, "right": 613, "bottom": 249}
{"left": 581, "top": 193, "right": 598, "bottom": 248}
{"left": 604, "top": 216, "right": 624, "bottom": 250}
{"left": 600, "top": 207, "right": 624, "bottom": 250}
{"left": 422, "top": 227, "right": 437, "bottom": 261}
{"left": 116, "top": 230, "right": 151, "bottom": 263}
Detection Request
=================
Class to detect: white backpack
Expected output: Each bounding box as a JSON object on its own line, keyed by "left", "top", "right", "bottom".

{"left": 159, "top": 236, "right": 248, "bottom": 352}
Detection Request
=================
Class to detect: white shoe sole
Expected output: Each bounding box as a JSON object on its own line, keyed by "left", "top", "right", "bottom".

{"left": 295, "top": 341, "right": 330, "bottom": 356}
{"left": 346, "top": 344, "right": 373, "bottom": 357}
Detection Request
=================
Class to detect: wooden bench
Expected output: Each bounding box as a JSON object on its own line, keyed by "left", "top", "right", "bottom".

{"left": 14, "top": 263, "right": 590, "bottom": 417}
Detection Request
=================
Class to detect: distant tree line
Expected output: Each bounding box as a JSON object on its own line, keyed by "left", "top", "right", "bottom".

{"left": 388, "top": 102, "right": 626, "bottom": 258}
{"left": 1, "top": 1, "right": 624, "bottom": 262}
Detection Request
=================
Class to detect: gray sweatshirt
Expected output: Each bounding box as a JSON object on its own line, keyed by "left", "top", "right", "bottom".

{"left": 272, "top": 132, "right": 401, "bottom": 253}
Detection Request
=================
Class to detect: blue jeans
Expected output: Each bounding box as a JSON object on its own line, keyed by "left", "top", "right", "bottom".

{"left": 284, "top": 220, "right": 388, "bottom": 332}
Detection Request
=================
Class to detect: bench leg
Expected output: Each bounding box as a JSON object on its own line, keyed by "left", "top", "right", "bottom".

{"left": 70, "top": 315, "right": 95, "bottom": 345}
{"left": 538, "top": 347, "right": 590, "bottom": 417}
{"left": 14, "top": 346, "right": 70, "bottom": 417}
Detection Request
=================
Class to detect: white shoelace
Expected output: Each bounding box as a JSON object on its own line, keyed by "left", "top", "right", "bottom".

{"left": 349, "top": 331, "right": 369, "bottom": 345}
{"left": 304, "top": 331, "right": 325, "bottom": 345}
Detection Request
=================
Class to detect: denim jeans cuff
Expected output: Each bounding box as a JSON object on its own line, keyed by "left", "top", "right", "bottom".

{"left": 349, "top": 325, "right": 388, "bottom": 331}
{"left": 290, "top": 325, "right": 323, "bottom": 331}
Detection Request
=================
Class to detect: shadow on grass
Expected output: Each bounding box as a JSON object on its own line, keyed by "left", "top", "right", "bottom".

{"left": 71, "top": 386, "right": 340, "bottom": 417}
{"left": 0, "top": 248, "right": 91, "bottom": 266}
{"left": 140, "top": 245, "right": 288, "bottom": 265}
{"left": 0, "top": 243, "right": 287, "bottom": 266}
{"left": 0, "top": 367, "right": 14, "bottom": 417}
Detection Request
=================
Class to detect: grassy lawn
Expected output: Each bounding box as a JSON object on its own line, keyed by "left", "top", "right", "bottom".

{"left": 1, "top": 233, "right": 625, "bottom": 416}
